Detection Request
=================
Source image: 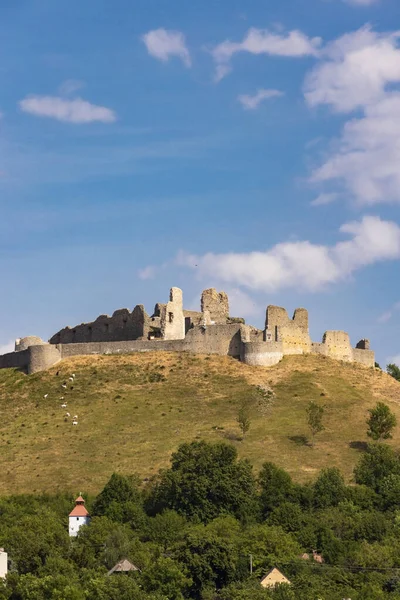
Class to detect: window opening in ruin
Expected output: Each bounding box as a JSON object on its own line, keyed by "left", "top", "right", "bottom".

{"left": 169, "top": 312, "right": 174, "bottom": 323}
{"left": 275, "top": 326, "right": 278, "bottom": 342}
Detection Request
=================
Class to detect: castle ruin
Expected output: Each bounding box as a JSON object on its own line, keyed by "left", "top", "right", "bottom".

{"left": 0, "top": 287, "right": 375, "bottom": 374}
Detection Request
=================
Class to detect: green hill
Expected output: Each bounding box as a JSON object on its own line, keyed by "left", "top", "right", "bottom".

{"left": 1, "top": 351, "right": 399, "bottom": 495}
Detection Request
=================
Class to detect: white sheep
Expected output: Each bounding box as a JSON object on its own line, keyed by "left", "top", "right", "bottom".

{"left": 61, "top": 403, "right": 67, "bottom": 408}
{"left": 61, "top": 384, "right": 67, "bottom": 389}
{"left": 65, "top": 412, "right": 70, "bottom": 417}
{"left": 43, "top": 394, "right": 48, "bottom": 399}
{"left": 72, "top": 420, "right": 78, "bottom": 426}
{"left": 69, "top": 377, "right": 74, "bottom": 382}
{"left": 73, "top": 415, "right": 78, "bottom": 419}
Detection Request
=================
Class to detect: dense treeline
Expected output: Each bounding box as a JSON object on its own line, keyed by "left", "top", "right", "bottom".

{"left": 3, "top": 441, "right": 400, "bottom": 599}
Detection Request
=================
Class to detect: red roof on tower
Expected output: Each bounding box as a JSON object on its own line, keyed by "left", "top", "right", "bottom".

{"left": 69, "top": 496, "right": 90, "bottom": 517}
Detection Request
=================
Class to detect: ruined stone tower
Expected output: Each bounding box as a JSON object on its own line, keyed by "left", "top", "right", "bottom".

{"left": 201, "top": 289, "right": 229, "bottom": 324}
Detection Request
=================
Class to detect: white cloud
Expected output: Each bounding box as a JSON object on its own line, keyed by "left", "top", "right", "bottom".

{"left": 212, "top": 28, "right": 322, "bottom": 81}
{"left": 388, "top": 354, "right": 400, "bottom": 366}
{"left": 304, "top": 26, "right": 400, "bottom": 113}
{"left": 378, "top": 301, "right": 400, "bottom": 323}
{"left": 345, "top": 0, "right": 380, "bottom": 5}
{"left": 0, "top": 340, "right": 14, "bottom": 355}
{"left": 19, "top": 96, "right": 117, "bottom": 124}
{"left": 226, "top": 288, "right": 260, "bottom": 317}
{"left": 306, "top": 27, "right": 400, "bottom": 205}
{"left": 311, "top": 192, "right": 339, "bottom": 206}
{"left": 142, "top": 28, "right": 191, "bottom": 67}
{"left": 138, "top": 265, "right": 156, "bottom": 280}
{"left": 58, "top": 79, "right": 85, "bottom": 95}
{"left": 311, "top": 93, "right": 400, "bottom": 204}
{"left": 238, "top": 88, "right": 283, "bottom": 110}
{"left": 177, "top": 216, "right": 400, "bottom": 293}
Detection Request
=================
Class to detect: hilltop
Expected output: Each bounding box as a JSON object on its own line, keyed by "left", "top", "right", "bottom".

{"left": 0, "top": 351, "right": 399, "bottom": 495}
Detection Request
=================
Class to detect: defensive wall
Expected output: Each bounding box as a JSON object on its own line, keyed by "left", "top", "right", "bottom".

{"left": 0, "top": 286, "right": 375, "bottom": 374}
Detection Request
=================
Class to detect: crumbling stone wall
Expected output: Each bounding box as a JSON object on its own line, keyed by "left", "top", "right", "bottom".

{"left": 15, "top": 336, "right": 46, "bottom": 352}
{"left": 201, "top": 289, "right": 229, "bottom": 324}
{"left": 321, "top": 331, "right": 353, "bottom": 362}
{"left": 356, "top": 339, "right": 370, "bottom": 350}
{"left": 161, "top": 287, "right": 185, "bottom": 340}
{"left": 265, "top": 306, "right": 311, "bottom": 354}
{"left": 0, "top": 287, "right": 376, "bottom": 374}
{"left": 49, "top": 305, "right": 152, "bottom": 345}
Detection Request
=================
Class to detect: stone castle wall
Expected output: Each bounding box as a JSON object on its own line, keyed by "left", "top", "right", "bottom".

{"left": 0, "top": 287, "right": 376, "bottom": 374}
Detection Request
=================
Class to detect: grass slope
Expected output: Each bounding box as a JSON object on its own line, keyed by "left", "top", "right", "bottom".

{"left": 0, "top": 352, "right": 400, "bottom": 495}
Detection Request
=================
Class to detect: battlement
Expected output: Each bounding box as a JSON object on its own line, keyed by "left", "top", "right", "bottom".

{"left": 1, "top": 287, "right": 375, "bottom": 374}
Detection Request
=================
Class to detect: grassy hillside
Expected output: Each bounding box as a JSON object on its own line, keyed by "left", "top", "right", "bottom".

{"left": 1, "top": 351, "right": 400, "bottom": 495}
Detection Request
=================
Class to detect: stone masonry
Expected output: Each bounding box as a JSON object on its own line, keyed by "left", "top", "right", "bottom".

{"left": 0, "top": 286, "right": 375, "bottom": 374}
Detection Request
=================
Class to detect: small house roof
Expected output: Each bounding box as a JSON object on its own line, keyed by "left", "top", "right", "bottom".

{"left": 107, "top": 559, "right": 140, "bottom": 575}
{"left": 260, "top": 568, "right": 291, "bottom": 589}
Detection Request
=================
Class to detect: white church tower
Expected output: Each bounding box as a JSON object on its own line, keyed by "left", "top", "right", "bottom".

{"left": 69, "top": 495, "right": 90, "bottom": 537}
{"left": 0, "top": 548, "right": 8, "bottom": 579}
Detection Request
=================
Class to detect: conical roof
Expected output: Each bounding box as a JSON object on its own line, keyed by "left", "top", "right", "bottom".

{"left": 69, "top": 496, "right": 89, "bottom": 517}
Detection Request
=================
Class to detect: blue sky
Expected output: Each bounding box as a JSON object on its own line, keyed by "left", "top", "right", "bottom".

{"left": 1, "top": 0, "right": 400, "bottom": 365}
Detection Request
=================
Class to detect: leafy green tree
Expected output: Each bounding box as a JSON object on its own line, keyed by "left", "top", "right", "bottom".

{"left": 218, "top": 581, "right": 273, "bottom": 599}
{"left": 306, "top": 401, "right": 325, "bottom": 447}
{"left": 84, "top": 575, "right": 149, "bottom": 600}
{"left": 387, "top": 363, "right": 400, "bottom": 381}
{"left": 354, "top": 443, "right": 400, "bottom": 491}
{"left": 92, "top": 473, "right": 144, "bottom": 524}
{"left": 141, "top": 556, "right": 191, "bottom": 600}
{"left": 379, "top": 473, "right": 400, "bottom": 509}
{"left": 144, "top": 509, "right": 187, "bottom": 550}
{"left": 367, "top": 402, "right": 397, "bottom": 441}
{"left": 259, "top": 463, "right": 294, "bottom": 516}
{"left": 237, "top": 405, "right": 251, "bottom": 439}
{"left": 174, "top": 526, "right": 238, "bottom": 599}
{"left": 145, "top": 441, "right": 259, "bottom": 523}
{"left": 239, "top": 525, "right": 302, "bottom": 577}
{"left": 267, "top": 503, "right": 306, "bottom": 533}
{"left": 3, "top": 512, "right": 69, "bottom": 574}
{"left": 313, "top": 468, "right": 347, "bottom": 508}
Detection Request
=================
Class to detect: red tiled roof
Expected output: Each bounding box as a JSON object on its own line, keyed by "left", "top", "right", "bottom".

{"left": 69, "top": 504, "right": 89, "bottom": 517}
{"left": 69, "top": 495, "right": 90, "bottom": 517}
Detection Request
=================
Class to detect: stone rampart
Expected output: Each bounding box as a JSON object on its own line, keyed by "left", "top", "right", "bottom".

{"left": 352, "top": 348, "right": 375, "bottom": 368}
{"left": 0, "top": 286, "right": 376, "bottom": 374}
{"left": 0, "top": 349, "right": 30, "bottom": 371}
{"left": 241, "top": 341, "right": 283, "bottom": 366}
{"left": 322, "top": 331, "right": 353, "bottom": 362}
{"left": 265, "top": 305, "right": 311, "bottom": 354}
{"left": 49, "top": 304, "right": 152, "bottom": 345}
{"left": 56, "top": 323, "right": 244, "bottom": 361}
{"left": 28, "top": 344, "right": 62, "bottom": 374}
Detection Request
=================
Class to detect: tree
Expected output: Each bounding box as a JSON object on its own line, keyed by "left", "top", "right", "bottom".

{"left": 306, "top": 401, "right": 325, "bottom": 447}
{"left": 387, "top": 363, "right": 400, "bottom": 382}
{"left": 237, "top": 405, "right": 251, "bottom": 439}
{"left": 367, "top": 402, "right": 397, "bottom": 441}
{"left": 258, "top": 463, "right": 293, "bottom": 516}
{"left": 92, "top": 473, "right": 142, "bottom": 522}
{"left": 145, "top": 441, "right": 259, "bottom": 523}
{"left": 354, "top": 443, "right": 400, "bottom": 491}
{"left": 312, "top": 467, "right": 347, "bottom": 509}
